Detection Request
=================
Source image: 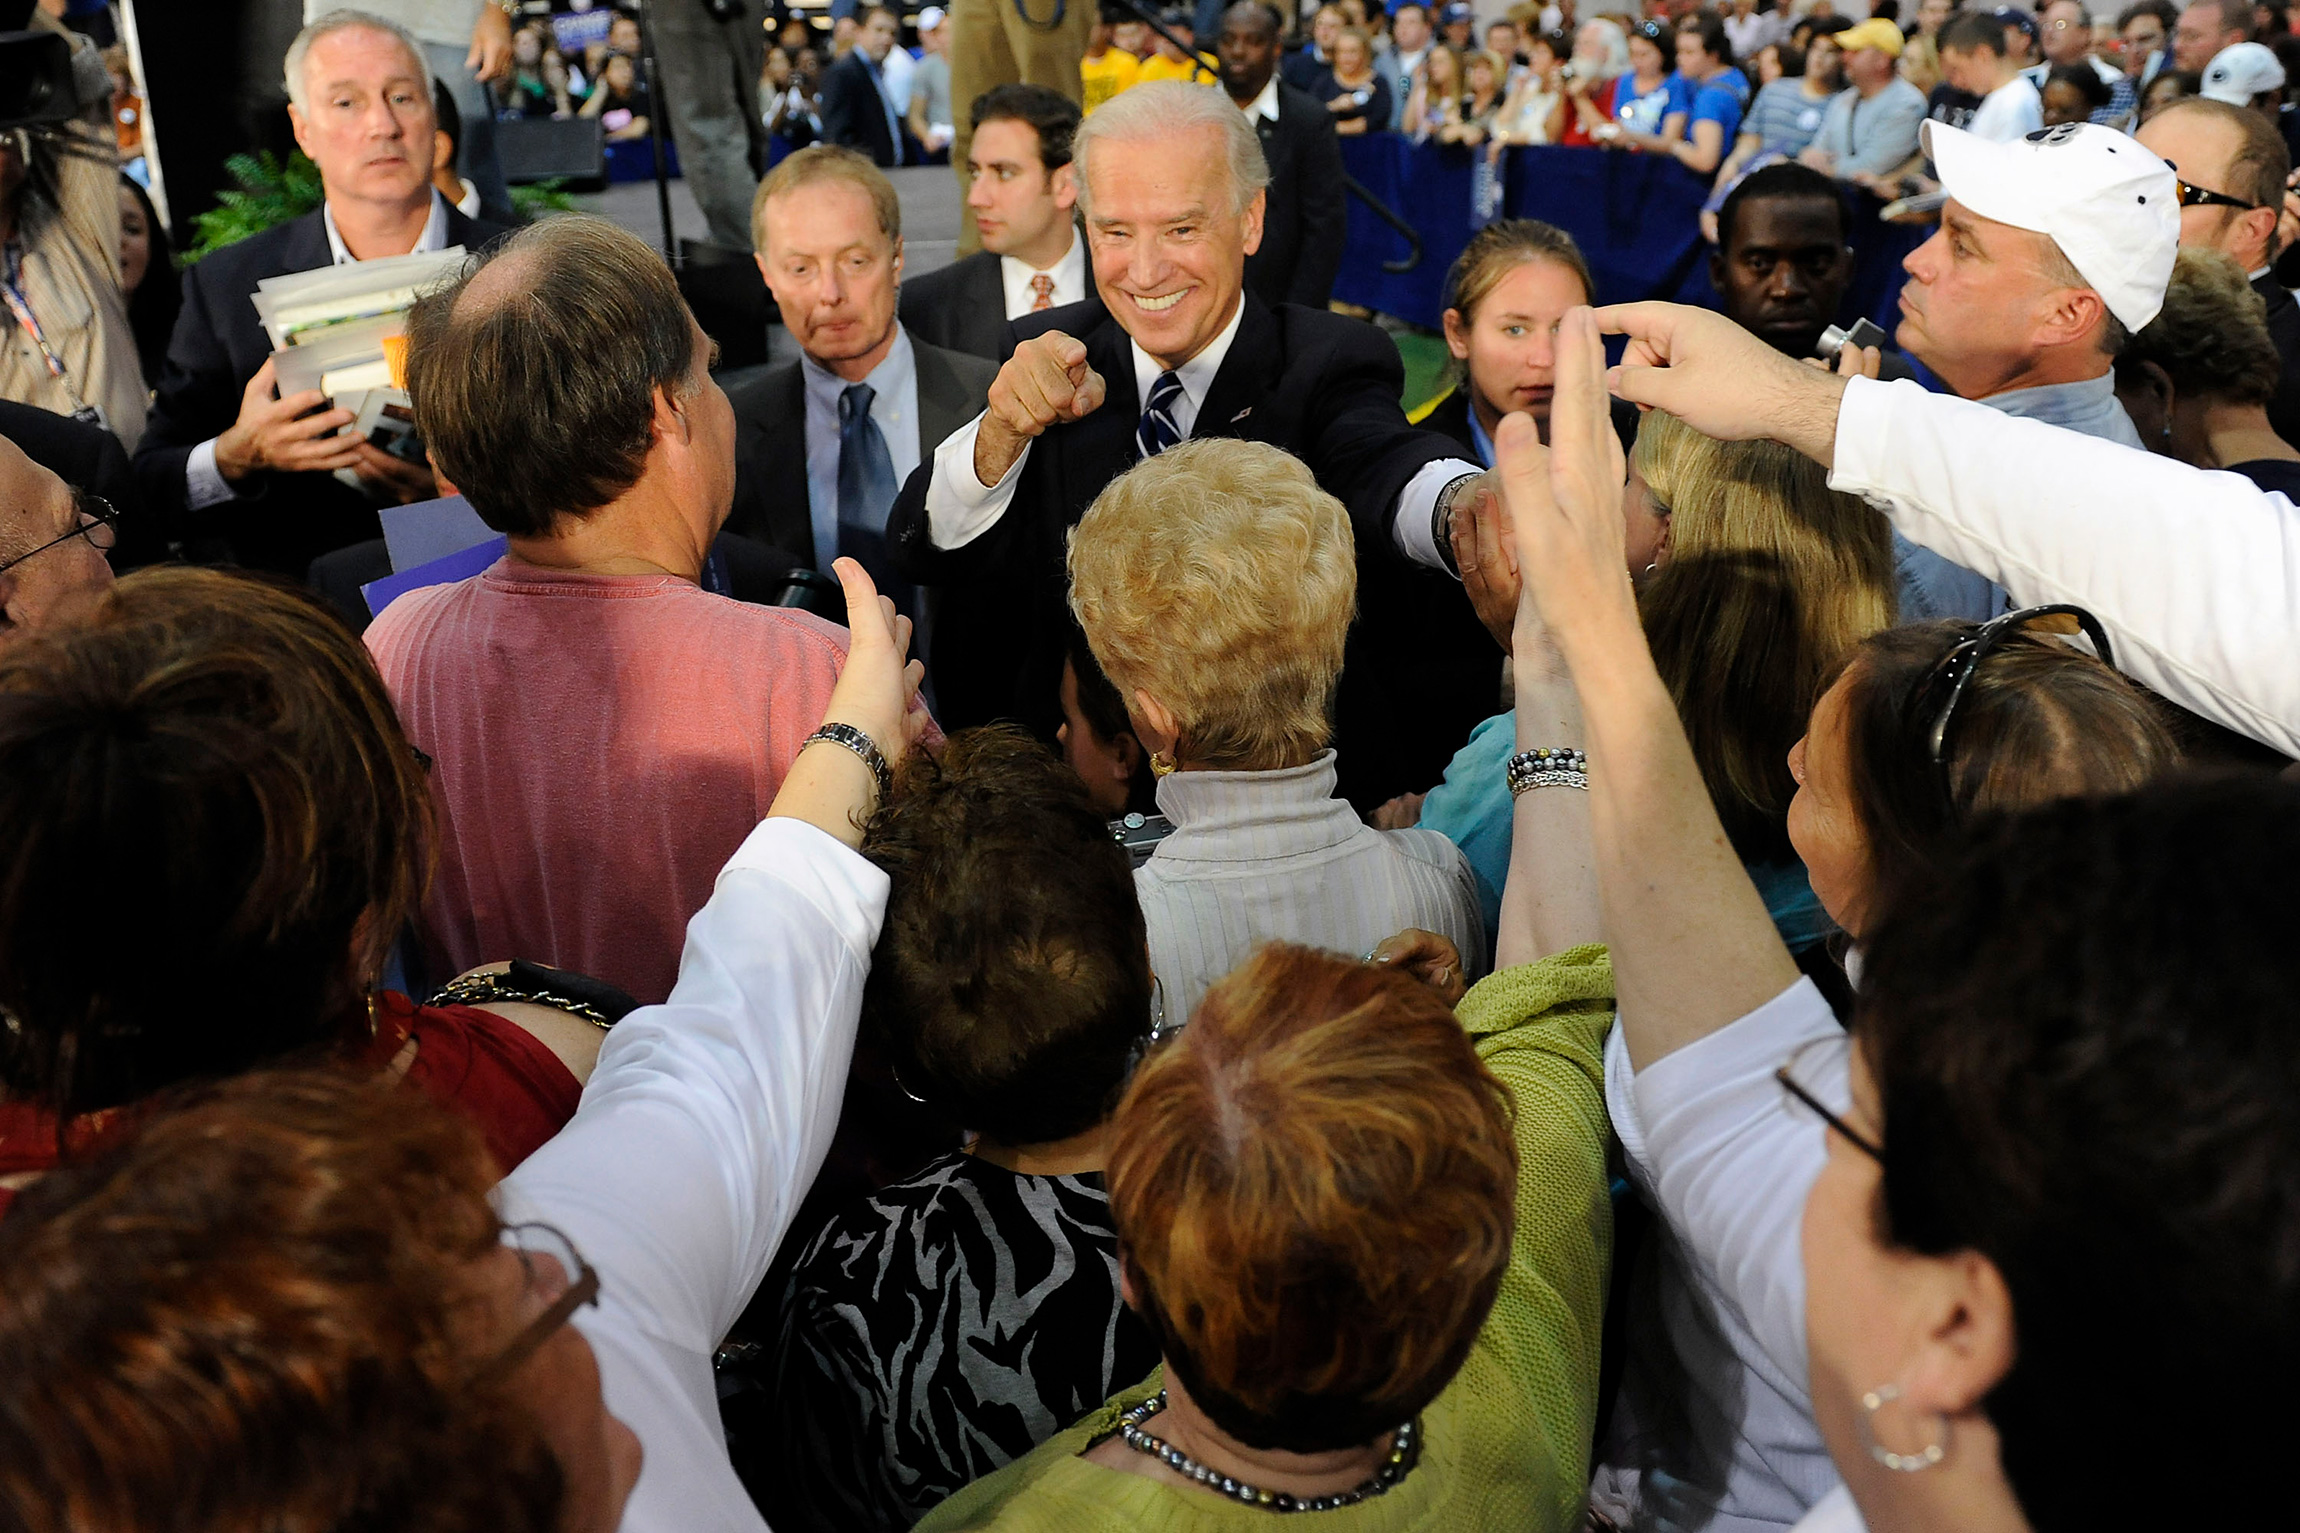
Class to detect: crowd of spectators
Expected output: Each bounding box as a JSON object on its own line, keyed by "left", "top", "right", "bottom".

{"left": 10, "top": 4, "right": 2300, "bottom": 1533}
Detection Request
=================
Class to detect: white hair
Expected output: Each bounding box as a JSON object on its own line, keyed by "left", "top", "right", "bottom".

{"left": 284, "top": 9, "right": 435, "bottom": 114}
{"left": 1071, "top": 80, "right": 1272, "bottom": 220}
{"left": 1576, "top": 17, "right": 1630, "bottom": 77}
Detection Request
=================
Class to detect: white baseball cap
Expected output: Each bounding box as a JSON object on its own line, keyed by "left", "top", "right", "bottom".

{"left": 1920, "top": 119, "right": 2179, "bottom": 333}
{"left": 2201, "top": 40, "right": 2286, "bottom": 104}
{"left": 919, "top": 5, "right": 948, "bottom": 27}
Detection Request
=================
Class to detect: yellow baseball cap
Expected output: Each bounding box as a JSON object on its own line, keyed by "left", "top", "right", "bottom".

{"left": 1836, "top": 17, "right": 1905, "bottom": 56}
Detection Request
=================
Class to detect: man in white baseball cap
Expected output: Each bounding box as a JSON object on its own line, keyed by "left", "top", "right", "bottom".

{"left": 1888, "top": 117, "right": 2178, "bottom": 615}
{"left": 2199, "top": 39, "right": 2287, "bottom": 117}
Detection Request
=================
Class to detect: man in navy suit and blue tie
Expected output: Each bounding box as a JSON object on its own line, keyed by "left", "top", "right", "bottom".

{"left": 888, "top": 80, "right": 1502, "bottom": 807}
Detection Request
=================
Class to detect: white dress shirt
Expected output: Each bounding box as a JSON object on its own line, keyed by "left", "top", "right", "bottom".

{"left": 186, "top": 190, "right": 453, "bottom": 511}
{"left": 1828, "top": 375, "right": 2300, "bottom": 758}
{"left": 1592, "top": 978, "right": 1848, "bottom": 1533}
{"left": 921, "top": 292, "right": 1481, "bottom": 567}
{"left": 1243, "top": 72, "right": 1282, "bottom": 123}
{"left": 996, "top": 230, "right": 1088, "bottom": 319}
{"left": 801, "top": 324, "right": 922, "bottom": 571}
{"left": 498, "top": 815, "right": 887, "bottom": 1533}
{"left": 1135, "top": 749, "right": 1488, "bottom": 1027}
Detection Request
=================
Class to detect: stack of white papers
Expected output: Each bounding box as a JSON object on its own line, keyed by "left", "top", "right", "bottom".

{"left": 249, "top": 247, "right": 469, "bottom": 492}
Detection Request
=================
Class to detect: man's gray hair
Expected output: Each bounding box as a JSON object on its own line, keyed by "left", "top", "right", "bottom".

{"left": 1072, "top": 80, "right": 1272, "bottom": 220}
{"left": 284, "top": 8, "right": 435, "bottom": 113}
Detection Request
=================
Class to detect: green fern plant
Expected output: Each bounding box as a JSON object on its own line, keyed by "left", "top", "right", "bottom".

{"left": 186, "top": 151, "right": 327, "bottom": 263}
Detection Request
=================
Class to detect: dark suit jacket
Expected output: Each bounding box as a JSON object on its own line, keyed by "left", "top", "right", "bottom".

{"left": 1244, "top": 82, "right": 1349, "bottom": 312}
{"left": 0, "top": 399, "right": 154, "bottom": 569}
{"left": 887, "top": 294, "right": 1498, "bottom": 807}
{"left": 819, "top": 51, "right": 899, "bottom": 167}
{"left": 725, "top": 330, "right": 998, "bottom": 707}
{"left": 131, "top": 205, "right": 512, "bottom": 578}
{"left": 2253, "top": 273, "right": 2300, "bottom": 453}
{"left": 898, "top": 249, "right": 1010, "bottom": 362}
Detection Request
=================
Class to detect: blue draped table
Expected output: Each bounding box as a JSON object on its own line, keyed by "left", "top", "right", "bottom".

{"left": 1333, "top": 135, "right": 1930, "bottom": 339}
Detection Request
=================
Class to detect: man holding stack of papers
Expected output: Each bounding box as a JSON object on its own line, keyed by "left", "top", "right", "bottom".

{"left": 132, "top": 9, "right": 510, "bottom": 576}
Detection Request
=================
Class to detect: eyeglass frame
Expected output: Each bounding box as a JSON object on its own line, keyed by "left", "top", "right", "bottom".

{"left": 468, "top": 1220, "right": 602, "bottom": 1388}
{"left": 1917, "top": 602, "right": 2116, "bottom": 813}
{"left": 1775, "top": 1041, "right": 1886, "bottom": 1166}
{"left": 0, "top": 490, "right": 118, "bottom": 578}
{"left": 2175, "top": 176, "right": 2262, "bottom": 213}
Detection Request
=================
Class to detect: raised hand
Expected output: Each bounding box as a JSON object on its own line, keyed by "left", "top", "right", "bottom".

{"left": 1368, "top": 928, "right": 1467, "bottom": 1007}
{"left": 974, "top": 331, "right": 1108, "bottom": 487}
{"left": 772, "top": 557, "right": 930, "bottom": 848}
{"left": 1595, "top": 300, "right": 1847, "bottom": 465}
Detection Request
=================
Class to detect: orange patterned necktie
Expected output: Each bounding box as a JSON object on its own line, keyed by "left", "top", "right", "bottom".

{"left": 1030, "top": 273, "right": 1055, "bottom": 311}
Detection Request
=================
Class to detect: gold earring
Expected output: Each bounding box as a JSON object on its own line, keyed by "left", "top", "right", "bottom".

{"left": 1150, "top": 751, "right": 1177, "bottom": 777}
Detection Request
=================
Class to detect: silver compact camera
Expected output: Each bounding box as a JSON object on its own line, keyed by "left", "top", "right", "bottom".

{"left": 1815, "top": 317, "right": 1888, "bottom": 365}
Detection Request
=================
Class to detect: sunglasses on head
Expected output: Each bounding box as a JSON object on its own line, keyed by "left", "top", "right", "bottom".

{"left": 1917, "top": 603, "right": 2117, "bottom": 813}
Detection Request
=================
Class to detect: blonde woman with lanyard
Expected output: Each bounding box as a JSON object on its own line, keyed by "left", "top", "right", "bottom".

{"left": 0, "top": 11, "right": 145, "bottom": 449}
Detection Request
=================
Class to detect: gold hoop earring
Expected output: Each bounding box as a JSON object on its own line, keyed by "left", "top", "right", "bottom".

{"left": 1860, "top": 1384, "right": 1950, "bottom": 1472}
{"left": 1149, "top": 751, "right": 1177, "bottom": 777}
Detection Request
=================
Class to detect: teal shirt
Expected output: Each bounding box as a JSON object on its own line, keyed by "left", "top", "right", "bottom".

{"left": 1418, "top": 712, "right": 1834, "bottom": 953}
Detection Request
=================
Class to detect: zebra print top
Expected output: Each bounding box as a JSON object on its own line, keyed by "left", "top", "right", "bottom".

{"left": 763, "top": 1151, "right": 1163, "bottom": 1531}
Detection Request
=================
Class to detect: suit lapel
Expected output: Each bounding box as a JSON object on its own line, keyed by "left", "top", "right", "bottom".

{"left": 963, "top": 253, "right": 1006, "bottom": 357}
{"left": 1195, "top": 295, "right": 1279, "bottom": 443}
{"left": 752, "top": 365, "right": 816, "bottom": 562}
{"left": 913, "top": 340, "right": 973, "bottom": 458}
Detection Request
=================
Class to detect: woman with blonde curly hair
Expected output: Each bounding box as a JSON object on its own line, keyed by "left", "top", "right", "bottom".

{"left": 1066, "top": 438, "right": 1486, "bottom": 1026}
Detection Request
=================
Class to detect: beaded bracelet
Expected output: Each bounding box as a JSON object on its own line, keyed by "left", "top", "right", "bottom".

{"left": 1507, "top": 746, "right": 1589, "bottom": 796}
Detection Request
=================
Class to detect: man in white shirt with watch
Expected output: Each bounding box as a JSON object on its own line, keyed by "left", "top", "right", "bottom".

{"left": 898, "top": 84, "right": 1089, "bottom": 362}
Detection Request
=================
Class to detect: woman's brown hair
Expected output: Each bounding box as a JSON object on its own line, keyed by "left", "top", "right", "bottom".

{"left": 1635, "top": 409, "right": 1896, "bottom": 864}
{"left": 1107, "top": 944, "right": 1517, "bottom": 1453}
{"left": 1834, "top": 621, "right": 2181, "bottom": 901}
{"left": 0, "top": 567, "right": 434, "bottom": 1118}
{"left": 0, "top": 1068, "right": 562, "bottom": 1532}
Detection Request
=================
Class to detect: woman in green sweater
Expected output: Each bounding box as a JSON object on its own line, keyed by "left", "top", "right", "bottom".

{"left": 917, "top": 411, "right": 1617, "bottom": 1533}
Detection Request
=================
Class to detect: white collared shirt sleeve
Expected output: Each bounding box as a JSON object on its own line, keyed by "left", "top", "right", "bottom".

{"left": 1608, "top": 976, "right": 1845, "bottom": 1387}
{"left": 922, "top": 411, "right": 1030, "bottom": 549}
{"left": 185, "top": 439, "right": 238, "bottom": 510}
{"left": 1394, "top": 456, "right": 1487, "bottom": 571}
{"left": 1829, "top": 375, "right": 2300, "bottom": 758}
{"left": 497, "top": 815, "right": 887, "bottom": 1531}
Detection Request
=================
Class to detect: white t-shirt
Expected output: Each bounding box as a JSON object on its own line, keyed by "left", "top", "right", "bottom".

{"left": 1593, "top": 979, "right": 1850, "bottom": 1531}
{"left": 1967, "top": 74, "right": 2044, "bottom": 141}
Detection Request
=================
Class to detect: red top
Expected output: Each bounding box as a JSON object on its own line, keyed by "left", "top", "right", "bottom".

{"left": 1557, "top": 75, "right": 1616, "bottom": 147}
{"left": 365, "top": 558, "right": 852, "bottom": 1005}
{"left": 0, "top": 993, "right": 582, "bottom": 1218}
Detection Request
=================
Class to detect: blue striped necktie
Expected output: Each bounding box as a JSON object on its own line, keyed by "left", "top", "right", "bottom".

{"left": 1137, "top": 370, "right": 1184, "bottom": 459}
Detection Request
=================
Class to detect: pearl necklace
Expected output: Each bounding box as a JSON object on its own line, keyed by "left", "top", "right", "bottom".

{"left": 1113, "top": 1390, "right": 1421, "bottom": 1513}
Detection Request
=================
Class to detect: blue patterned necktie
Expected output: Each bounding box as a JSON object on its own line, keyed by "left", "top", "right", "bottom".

{"left": 836, "top": 381, "right": 909, "bottom": 613}
{"left": 1137, "top": 370, "right": 1184, "bottom": 459}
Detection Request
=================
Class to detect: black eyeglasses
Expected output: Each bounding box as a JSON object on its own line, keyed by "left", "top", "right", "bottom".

{"left": 468, "top": 1221, "right": 602, "bottom": 1387}
{"left": 1776, "top": 1036, "right": 1885, "bottom": 1165}
{"left": 0, "top": 491, "right": 118, "bottom": 578}
{"left": 2176, "top": 177, "right": 2261, "bottom": 212}
{"left": 1918, "top": 603, "right": 2115, "bottom": 812}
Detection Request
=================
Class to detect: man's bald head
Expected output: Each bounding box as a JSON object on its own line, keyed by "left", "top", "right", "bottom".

{"left": 405, "top": 216, "right": 704, "bottom": 538}
{"left": 0, "top": 436, "right": 113, "bottom": 644}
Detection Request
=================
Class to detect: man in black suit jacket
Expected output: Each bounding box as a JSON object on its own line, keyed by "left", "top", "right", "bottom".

{"left": 887, "top": 81, "right": 1501, "bottom": 807}
{"left": 131, "top": 12, "right": 511, "bottom": 578}
{"left": 819, "top": 6, "right": 906, "bottom": 167}
{"left": 899, "top": 85, "right": 1088, "bottom": 361}
{"left": 729, "top": 147, "right": 999, "bottom": 712}
{"left": 1219, "top": 2, "right": 1348, "bottom": 311}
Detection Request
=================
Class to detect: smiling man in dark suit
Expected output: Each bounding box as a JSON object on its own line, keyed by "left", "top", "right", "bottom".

{"left": 1219, "top": 0, "right": 1347, "bottom": 311}
{"left": 898, "top": 85, "right": 1087, "bottom": 361}
{"left": 131, "top": 11, "right": 511, "bottom": 577}
{"left": 727, "top": 149, "right": 996, "bottom": 710}
{"left": 888, "top": 80, "right": 1502, "bottom": 807}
